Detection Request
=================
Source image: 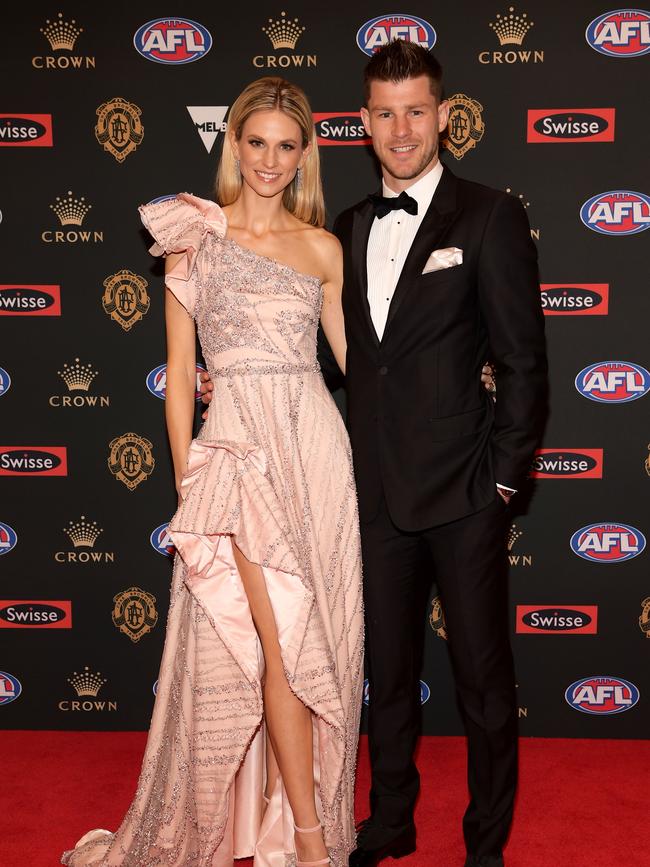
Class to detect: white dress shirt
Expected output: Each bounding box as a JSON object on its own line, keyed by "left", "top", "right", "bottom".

{"left": 366, "top": 160, "right": 443, "bottom": 340}
{"left": 365, "top": 161, "right": 516, "bottom": 497}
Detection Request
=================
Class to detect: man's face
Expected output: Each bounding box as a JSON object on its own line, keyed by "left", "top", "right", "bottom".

{"left": 360, "top": 74, "right": 449, "bottom": 189}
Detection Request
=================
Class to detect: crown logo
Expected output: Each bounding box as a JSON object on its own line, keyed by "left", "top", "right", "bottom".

{"left": 506, "top": 188, "right": 530, "bottom": 209}
{"left": 507, "top": 524, "right": 523, "bottom": 551}
{"left": 489, "top": 7, "right": 534, "bottom": 45}
{"left": 40, "top": 12, "right": 83, "bottom": 51}
{"left": 262, "top": 11, "right": 305, "bottom": 49}
{"left": 57, "top": 358, "right": 98, "bottom": 391}
{"left": 50, "top": 191, "right": 91, "bottom": 226}
{"left": 63, "top": 516, "right": 103, "bottom": 548}
{"left": 67, "top": 666, "right": 106, "bottom": 697}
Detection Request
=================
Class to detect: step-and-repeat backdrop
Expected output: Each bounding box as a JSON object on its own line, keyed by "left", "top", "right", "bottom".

{"left": 1, "top": 3, "right": 648, "bottom": 736}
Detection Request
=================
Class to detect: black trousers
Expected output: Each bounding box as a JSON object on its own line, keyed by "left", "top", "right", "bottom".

{"left": 361, "top": 491, "right": 517, "bottom": 859}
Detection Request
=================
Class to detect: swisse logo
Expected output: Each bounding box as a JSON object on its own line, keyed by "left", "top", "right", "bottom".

{"left": 566, "top": 676, "right": 640, "bottom": 715}
{"left": 146, "top": 363, "right": 207, "bottom": 400}
{"left": 0, "top": 671, "right": 22, "bottom": 706}
{"left": 363, "top": 678, "right": 430, "bottom": 706}
{"left": 541, "top": 284, "right": 609, "bottom": 316}
{"left": 576, "top": 361, "right": 650, "bottom": 403}
{"left": 150, "top": 523, "right": 176, "bottom": 558}
{"left": 0, "top": 446, "right": 67, "bottom": 477}
{"left": 527, "top": 109, "right": 615, "bottom": 143}
{"left": 0, "top": 285, "right": 61, "bottom": 316}
{"left": 0, "top": 114, "right": 53, "bottom": 147}
{"left": 0, "top": 600, "right": 72, "bottom": 628}
{"left": 356, "top": 14, "right": 436, "bottom": 55}
{"left": 580, "top": 190, "right": 650, "bottom": 235}
{"left": 134, "top": 18, "right": 212, "bottom": 64}
{"left": 516, "top": 605, "right": 598, "bottom": 634}
{"left": 570, "top": 523, "right": 646, "bottom": 564}
{"left": 531, "top": 449, "right": 603, "bottom": 479}
{"left": 0, "top": 522, "right": 18, "bottom": 555}
{"left": 313, "top": 113, "right": 371, "bottom": 146}
{"left": 586, "top": 9, "right": 650, "bottom": 56}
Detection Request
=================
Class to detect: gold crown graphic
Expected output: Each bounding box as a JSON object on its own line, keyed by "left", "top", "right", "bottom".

{"left": 50, "top": 191, "right": 91, "bottom": 226}
{"left": 40, "top": 12, "right": 83, "bottom": 51}
{"left": 262, "top": 11, "right": 305, "bottom": 49}
{"left": 64, "top": 516, "right": 103, "bottom": 548}
{"left": 57, "top": 358, "right": 98, "bottom": 391}
{"left": 67, "top": 666, "right": 106, "bottom": 697}
{"left": 507, "top": 524, "right": 523, "bottom": 551}
{"left": 489, "top": 6, "right": 533, "bottom": 45}
{"left": 506, "top": 188, "right": 530, "bottom": 209}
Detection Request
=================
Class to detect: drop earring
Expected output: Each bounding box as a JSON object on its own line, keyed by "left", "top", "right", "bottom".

{"left": 235, "top": 158, "right": 241, "bottom": 179}
{"left": 295, "top": 166, "right": 303, "bottom": 189}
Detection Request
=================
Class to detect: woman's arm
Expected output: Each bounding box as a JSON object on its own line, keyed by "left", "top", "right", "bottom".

{"left": 319, "top": 233, "right": 346, "bottom": 375}
{"left": 164, "top": 253, "right": 197, "bottom": 495}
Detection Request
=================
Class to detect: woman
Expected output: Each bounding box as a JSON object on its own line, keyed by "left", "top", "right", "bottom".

{"left": 62, "top": 77, "right": 363, "bottom": 867}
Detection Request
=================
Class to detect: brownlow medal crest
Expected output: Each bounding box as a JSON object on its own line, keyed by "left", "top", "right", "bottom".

{"left": 95, "top": 97, "right": 144, "bottom": 162}
{"left": 108, "top": 432, "right": 155, "bottom": 490}
{"left": 102, "top": 269, "right": 149, "bottom": 331}
{"left": 429, "top": 595, "right": 448, "bottom": 640}
{"left": 442, "top": 93, "right": 485, "bottom": 160}
{"left": 112, "top": 587, "right": 158, "bottom": 642}
{"left": 640, "top": 597, "right": 650, "bottom": 638}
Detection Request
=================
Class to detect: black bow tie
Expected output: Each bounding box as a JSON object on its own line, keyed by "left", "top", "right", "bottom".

{"left": 369, "top": 190, "right": 418, "bottom": 219}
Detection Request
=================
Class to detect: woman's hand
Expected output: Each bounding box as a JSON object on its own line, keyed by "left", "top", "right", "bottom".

{"left": 199, "top": 371, "right": 214, "bottom": 420}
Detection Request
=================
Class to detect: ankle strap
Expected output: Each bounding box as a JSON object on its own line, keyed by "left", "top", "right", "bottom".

{"left": 294, "top": 821, "right": 322, "bottom": 834}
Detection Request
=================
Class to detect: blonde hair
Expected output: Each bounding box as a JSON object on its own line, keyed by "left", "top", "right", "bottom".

{"left": 216, "top": 77, "right": 325, "bottom": 227}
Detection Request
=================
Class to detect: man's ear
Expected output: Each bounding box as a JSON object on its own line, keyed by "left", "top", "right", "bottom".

{"left": 360, "top": 106, "right": 372, "bottom": 138}
{"left": 437, "top": 100, "right": 450, "bottom": 134}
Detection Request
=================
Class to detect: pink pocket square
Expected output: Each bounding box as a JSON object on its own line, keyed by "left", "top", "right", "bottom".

{"left": 422, "top": 247, "right": 463, "bottom": 274}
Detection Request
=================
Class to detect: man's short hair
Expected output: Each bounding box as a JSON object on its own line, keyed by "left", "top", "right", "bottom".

{"left": 363, "top": 40, "right": 444, "bottom": 105}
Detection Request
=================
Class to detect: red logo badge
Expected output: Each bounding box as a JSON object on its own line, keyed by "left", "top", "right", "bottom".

{"left": 527, "top": 109, "right": 615, "bottom": 143}
{"left": 540, "top": 284, "right": 608, "bottom": 316}
{"left": 516, "top": 605, "right": 598, "bottom": 634}
{"left": 531, "top": 449, "right": 604, "bottom": 479}
{"left": 0, "top": 114, "right": 53, "bottom": 147}
{"left": 0, "top": 447, "right": 68, "bottom": 476}
{"left": 0, "top": 600, "right": 72, "bottom": 628}
{"left": 0, "top": 285, "right": 61, "bottom": 316}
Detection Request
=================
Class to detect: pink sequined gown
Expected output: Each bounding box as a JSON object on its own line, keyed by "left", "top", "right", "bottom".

{"left": 62, "top": 194, "right": 364, "bottom": 867}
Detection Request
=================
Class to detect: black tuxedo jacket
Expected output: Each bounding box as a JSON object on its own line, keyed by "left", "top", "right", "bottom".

{"left": 328, "top": 165, "right": 548, "bottom": 530}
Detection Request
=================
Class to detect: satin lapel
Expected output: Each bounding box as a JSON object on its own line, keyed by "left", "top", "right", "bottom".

{"left": 383, "top": 168, "right": 460, "bottom": 339}
{"left": 351, "top": 197, "right": 380, "bottom": 349}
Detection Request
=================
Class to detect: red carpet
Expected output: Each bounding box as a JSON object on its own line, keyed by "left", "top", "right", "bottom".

{"left": 2, "top": 732, "right": 647, "bottom": 866}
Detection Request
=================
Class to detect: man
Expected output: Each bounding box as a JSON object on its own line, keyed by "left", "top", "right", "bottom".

{"left": 203, "top": 41, "right": 547, "bottom": 867}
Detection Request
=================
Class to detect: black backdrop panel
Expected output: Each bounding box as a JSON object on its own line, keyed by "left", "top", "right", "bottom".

{"left": 1, "top": 2, "right": 649, "bottom": 736}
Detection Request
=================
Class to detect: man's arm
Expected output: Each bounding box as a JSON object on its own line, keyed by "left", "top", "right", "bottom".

{"left": 478, "top": 194, "right": 548, "bottom": 491}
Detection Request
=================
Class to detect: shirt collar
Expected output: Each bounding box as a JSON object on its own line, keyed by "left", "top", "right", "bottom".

{"left": 382, "top": 160, "right": 444, "bottom": 214}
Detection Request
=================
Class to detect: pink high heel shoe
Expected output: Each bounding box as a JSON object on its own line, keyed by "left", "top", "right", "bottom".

{"left": 294, "top": 822, "right": 331, "bottom": 867}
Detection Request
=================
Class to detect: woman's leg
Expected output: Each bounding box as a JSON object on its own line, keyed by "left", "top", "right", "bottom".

{"left": 231, "top": 540, "right": 327, "bottom": 862}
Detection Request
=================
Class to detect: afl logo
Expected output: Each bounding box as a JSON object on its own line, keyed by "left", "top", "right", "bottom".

{"left": 565, "top": 676, "right": 640, "bottom": 715}
{"left": 575, "top": 361, "right": 650, "bottom": 403}
{"left": 0, "top": 522, "right": 18, "bottom": 555}
{"left": 570, "top": 523, "right": 646, "bottom": 564}
{"left": 0, "top": 367, "right": 11, "bottom": 397}
{"left": 356, "top": 14, "right": 436, "bottom": 55}
{"left": 134, "top": 18, "right": 212, "bottom": 64}
{"left": 580, "top": 190, "right": 650, "bottom": 235}
{"left": 586, "top": 9, "right": 650, "bottom": 57}
{"left": 150, "top": 523, "right": 176, "bottom": 558}
{"left": 363, "top": 678, "right": 430, "bottom": 706}
{"left": 146, "top": 363, "right": 207, "bottom": 400}
{"left": 146, "top": 194, "right": 177, "bottom": 205}
{"left": 0, "top": 671, "right": 22, "bottom": 706}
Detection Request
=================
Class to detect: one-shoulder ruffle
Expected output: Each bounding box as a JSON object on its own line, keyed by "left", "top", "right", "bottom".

{"left": 138, "top": 193, "right": 227, "bottom": 316}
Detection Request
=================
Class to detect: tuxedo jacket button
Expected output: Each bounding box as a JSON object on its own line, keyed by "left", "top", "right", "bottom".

{"left": 379, "top": 365, "right": 388, "bottom": 375}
